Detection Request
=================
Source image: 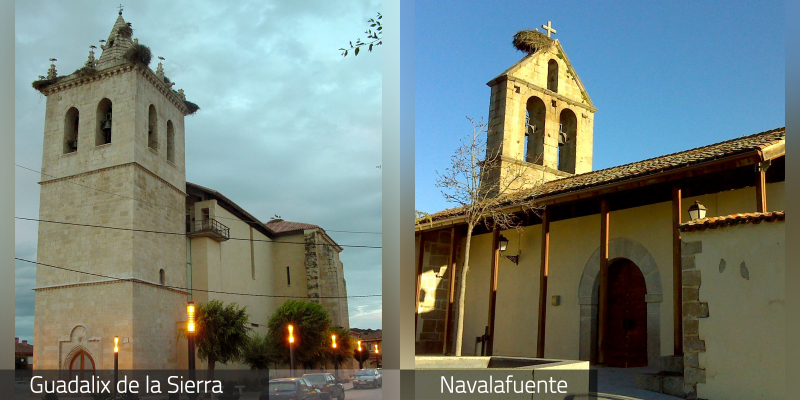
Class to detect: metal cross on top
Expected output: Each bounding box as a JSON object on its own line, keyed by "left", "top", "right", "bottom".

{"left": 118, "top": 4, "right": 124, "bottom": 15}
{"left": 542, "top": 20, "right": 557, "bottom": 38}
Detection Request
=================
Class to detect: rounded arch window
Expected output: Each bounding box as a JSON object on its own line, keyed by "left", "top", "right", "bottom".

{"left": 64, "top": 107, "right": 80, "bottom": 154}
{"left": 524, "top": 96, "right": 546, "bottom": 165}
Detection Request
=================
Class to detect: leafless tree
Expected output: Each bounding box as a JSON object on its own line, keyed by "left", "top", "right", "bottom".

{"left": 434, "top": 117, "right": 540, "bottom": 356}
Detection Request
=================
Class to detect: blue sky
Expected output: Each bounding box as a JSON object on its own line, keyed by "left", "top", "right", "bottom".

{"left": 414, "top": 0, "right": 785, "bottom": 213}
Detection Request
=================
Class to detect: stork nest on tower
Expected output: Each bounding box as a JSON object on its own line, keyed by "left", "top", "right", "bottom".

{"left": 124, "top": 43, "right": 152, "bottom": 67}
{"left": 117, "top": 24, "right": 133, "bottom": 39}
{"left": 512, "top": 30, "right": 554, "bottom": 54}
{"left": 183, "top": 100, "right": 200, "bottom": 115}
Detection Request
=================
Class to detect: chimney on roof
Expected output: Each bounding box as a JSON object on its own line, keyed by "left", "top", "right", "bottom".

{"left": 15, "top": 337, "right": 19, "bottom": 344}
{"left": 22, "top": 340, "right": 27, "bottom": 344}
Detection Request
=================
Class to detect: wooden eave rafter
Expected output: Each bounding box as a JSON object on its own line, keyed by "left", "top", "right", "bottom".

{"left": 416, "top": 147, "right": 784, "bottom": 233}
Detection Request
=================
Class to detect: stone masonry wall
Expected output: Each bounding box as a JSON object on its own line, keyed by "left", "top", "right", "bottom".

{"left": 416, "top": 229, "right": 455, "bottom": 354}
{"left": 681, "top": 240, "right": 707, "bottom": 399}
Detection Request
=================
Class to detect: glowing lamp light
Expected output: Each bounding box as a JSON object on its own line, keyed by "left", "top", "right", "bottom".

{"left": 358, "top": 340, "right": 362, "bottom": 351}
{"left": 114, "top": 336, "right": 119, "bottom": 353}
{"left": 375, "top": 344, "right": 379, "bottom": 354}
{"left": 288, "top": 324, "right": 294, "bottom": 343}
{"left": 332, "top": 335, "right": 337, "bottom": 348}
{"left": 187, "top": 302, "right": 196, "bottom": 333}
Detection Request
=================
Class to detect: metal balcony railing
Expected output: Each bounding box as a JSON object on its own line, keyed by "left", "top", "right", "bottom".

{"left": 187, "top": 218, "right": 230, "bottom": 241}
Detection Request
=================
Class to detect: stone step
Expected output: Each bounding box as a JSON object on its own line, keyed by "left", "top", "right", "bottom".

{"left": 634, "top": 372, "right": 685, "bottom": 398}
{"left": 659, "top": 355, "right": 684, "bottom": 373}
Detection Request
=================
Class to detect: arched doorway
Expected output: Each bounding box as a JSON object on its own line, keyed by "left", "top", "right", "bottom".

{"left": 578, "top": 237, "right": 662, "bottom": 367}
{"left": 69, "top": 349, "right": 95, "bottom": 381}
{"left": 604, "top": 258, "right": 648, "bottom": 367}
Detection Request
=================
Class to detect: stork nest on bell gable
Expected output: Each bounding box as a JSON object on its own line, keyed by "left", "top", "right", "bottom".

{"left": 513, "top": 30, "right": 554, "bottom": 54}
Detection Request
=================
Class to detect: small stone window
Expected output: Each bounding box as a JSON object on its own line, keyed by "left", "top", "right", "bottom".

{"left": 166, "top": 120, "right": 175, "bottom": 163}
{"left": 547, "top": 59, "right": 558, "bottom": 92}
{"left": 96, "top": 98, "right": 113, "bottom": 145}
{"left": 159, "top": 269, "right": 165, "bottom": 285}
{"left": 148, "top": 104, "right": 158, "bottom": 151}
{"left": 64, "top": 107, "right": 80, "bottom": 154}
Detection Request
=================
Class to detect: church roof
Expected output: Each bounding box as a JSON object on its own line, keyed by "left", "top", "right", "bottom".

{"left": 266, "top": 220, "right": 320, "bottom": 233}
{"left": 425, "top": 127, "right": 785, "bottom": 223}
{"left": 679, "top": 211, "right": 784, "bottom": 232}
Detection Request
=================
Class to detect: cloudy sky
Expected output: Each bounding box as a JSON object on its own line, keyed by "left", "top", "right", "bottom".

{"left": 15, "top": 0, "right": 382, "bottom": 343}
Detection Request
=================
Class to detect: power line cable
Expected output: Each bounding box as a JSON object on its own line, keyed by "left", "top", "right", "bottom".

{"left": 15, "top": 257, "right": 381, "bottom": 299}
{"left": 15, "top": 163, "right": 382, "bottom": 235}
{"left": 15, "top": 216, "right": 381, "bottom": 249}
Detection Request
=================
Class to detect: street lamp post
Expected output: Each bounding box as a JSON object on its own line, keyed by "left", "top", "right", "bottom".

{"left": 357, "top": 340, "right": 363, "bottom": 370}
{"left": 187, "top": 302, "right": 197, "bottom": 400}
{"left": 114, "top": 336, "right": 119, "bottom": 396}
{"left": 331, "top": 334, "right": 338, "bottom": 381}
{"left": 288, "top": 325, "right": 296, "bottom": 375}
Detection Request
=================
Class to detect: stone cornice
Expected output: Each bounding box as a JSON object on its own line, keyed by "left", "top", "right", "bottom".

{"left": 39, "top": 162, "right": 187, "bottom": 197}
{"left": 33, "top": 277, "right": 190, "bottom": 295}
{"left": 505, "top": 75, "right": 598, "bottom": 113}
{"left": 41, "top": 63, "right": 135, "bottom": 96}
{"left": 39, "top": 62, "right": 191, "bottom": 116}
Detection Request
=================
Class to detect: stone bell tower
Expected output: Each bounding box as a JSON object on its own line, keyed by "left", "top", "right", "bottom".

{"left": 33, "top": 9, "right": 193, "bottom": 370}
{"left": 484, "top": 23, "right": 596, "bottom": 193}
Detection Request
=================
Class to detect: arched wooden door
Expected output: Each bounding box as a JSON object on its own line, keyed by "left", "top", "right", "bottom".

{"left": 604, "top": 258, "right": 648, "bottom": 367}
{"left": 69, "top": 350, "right": 95, "bottom": 381}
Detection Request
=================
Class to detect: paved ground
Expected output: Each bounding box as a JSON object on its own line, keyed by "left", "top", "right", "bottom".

{"left": 594, "top": 366, "right": 682, "bottom": 400}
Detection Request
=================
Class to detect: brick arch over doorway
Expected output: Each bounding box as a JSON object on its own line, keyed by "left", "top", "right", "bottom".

{"left": 578, "top": 237, "right": 663, "bottom": 367}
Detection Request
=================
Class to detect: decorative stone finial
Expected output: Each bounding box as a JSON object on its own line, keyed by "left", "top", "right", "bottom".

{"left": 47, "top": 59, "right": 57, "bottom": 80}
{"left": 134, "top": 38, "right": 138, "bottom": 44}
{"left": 86, "top": 46, "right": 97, "bottom": 68}
{"left": 156, "top": 62, "right": 164, "bottom": 80}
{"left": 177, "top": 89, "right": 186, "bottom": 100}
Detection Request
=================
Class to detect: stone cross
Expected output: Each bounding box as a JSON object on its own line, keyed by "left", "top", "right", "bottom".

{"left": 542, "top": 21, "right": 557, "bottom": 38}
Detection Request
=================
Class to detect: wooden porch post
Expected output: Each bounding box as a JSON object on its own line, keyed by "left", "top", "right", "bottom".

{"left": 443, "top": 227, "right": 457, "bottom": 355}
{"left": 597, "top": 199, "right": 610, "bottom": 364}
{"left": 536, "top": 209, "right": 550, "bottom": 358}
{"left": 756, "top": 164, "right": 767, "bottom": 212}
{"left": 672, "top": 186, "right": 683, "bottom": 355}
{"left": 415, "top": 232, "right": 425, "bottom": 334}
{"left": 486, "top": 227, "right": 501, "bottom": 356}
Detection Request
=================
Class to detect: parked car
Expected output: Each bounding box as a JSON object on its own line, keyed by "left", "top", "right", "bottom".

{"left": 260, "top": 378, "right": 321, "bottom": 400}
{"left": 352, "top": 369, "right": 382, "bottom": 389}
{"left": 302, "top": 373, "right": 345, "bottom": 400}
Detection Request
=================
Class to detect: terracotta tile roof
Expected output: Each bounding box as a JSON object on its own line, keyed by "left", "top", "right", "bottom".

{"left": 427, "top": 127, "right": 785, "bottom": 222}
{"left": 679, "top": 211, "right": 785, "bottom": 232}
{"left": 15, "top": 341, "right": 33, "bottom": 355}
{"left": 265, "top": 219, "right": 320, "bottom": 234}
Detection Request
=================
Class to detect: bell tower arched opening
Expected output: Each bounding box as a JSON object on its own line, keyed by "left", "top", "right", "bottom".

{"left": 148, "top": 104, "right": 158, "bottom": 151}
{"left": 558, "top": 108, "right": 577, "bottom": 173}
{"left": 525, "top": 96, "right": 546, "bottom": 165}
{"left": 64, "top": 107, "right": 79, "bottom": 154}
{"left": 96, "top": 98, "right": 113, "bottom": 146}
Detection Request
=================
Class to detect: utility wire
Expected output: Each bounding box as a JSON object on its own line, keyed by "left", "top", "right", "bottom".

{"left": 15, "top": 257, "right": 381, "bottom": 299}
{"left": 15, "top": 216, "right": 381, "bottom": 249}
{"left": 15, "top": 163, "right": 382, "bottom": 235}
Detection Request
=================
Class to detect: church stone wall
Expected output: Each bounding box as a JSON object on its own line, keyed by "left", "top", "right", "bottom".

{"left": 34, "top": 282, "right": 135, "bottom": 370}
{"left": 681, "top": 221, "right": 784, "bottom": 400}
